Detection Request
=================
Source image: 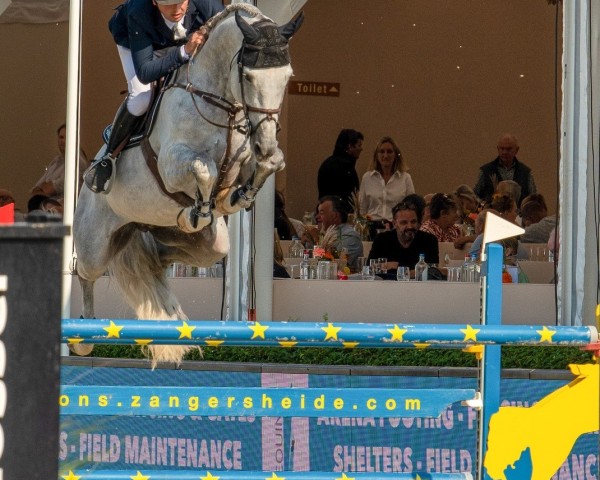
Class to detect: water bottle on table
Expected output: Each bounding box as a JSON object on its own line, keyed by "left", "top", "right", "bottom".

{"left": 415, "top": 254, "right": 428, "bottom": 281}
{"left": 300, "top": 250, "right": 310, "bottom": 280}
{"left": 288, "top": 236, "right": 303, "bottom": 258}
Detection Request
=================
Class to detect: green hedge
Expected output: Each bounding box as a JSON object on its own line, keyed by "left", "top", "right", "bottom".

{"left": 90, "top": 344, "right": 594, "bottom": 370}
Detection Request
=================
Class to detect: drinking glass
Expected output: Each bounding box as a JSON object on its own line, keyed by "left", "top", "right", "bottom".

{"left": 378, "top": 257, "right": 388, "bottom": 274}
{"left": 446, "top": 267, "right": 461, "bottom": 282}
{"left": 396, "top": 266, "right": 410, "bottom": 281}
{"left": 357, "top": 257, "right": 366, "bottom": 273}
{"left": 369, "top": 259, "right": 380, "bottom": 275}
{"left": 317, "top": 261, "right": 331, "bottom": 280}
{"left": 289, "top": 264, "right": 300, "bottom": 279}
{"left": 361, "top": 265, "right": 375, "bottom": 280}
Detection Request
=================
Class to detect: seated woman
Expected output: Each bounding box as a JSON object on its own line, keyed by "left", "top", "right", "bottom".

{"left": 358, "top": 136, "right": 414, "bottom": 239}
{"left": 452, "top": 185, "right": 482, "bottom": 249}
{"left": 419, "top": 193, "right": 462, "bottom": 242}
{"left": 469, "top": 194, "right": 527, "bottom": 258}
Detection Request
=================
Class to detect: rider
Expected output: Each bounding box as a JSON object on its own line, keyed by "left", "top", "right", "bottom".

{"left": 85, "top": 0, "right": 224, "bottom": 194}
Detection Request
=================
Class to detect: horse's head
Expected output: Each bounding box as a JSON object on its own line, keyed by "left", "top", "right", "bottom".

{"left": 232, "top": 11, "right": 304, "bottom": 160}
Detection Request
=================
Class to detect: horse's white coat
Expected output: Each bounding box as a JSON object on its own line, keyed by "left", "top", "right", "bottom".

{"left": 73, "top": 5, "right": 297, "bottom": 364}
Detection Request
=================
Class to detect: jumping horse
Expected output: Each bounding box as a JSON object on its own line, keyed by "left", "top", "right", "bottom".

{"left": 73, "top": 4, "right": 303, "bottom": 364}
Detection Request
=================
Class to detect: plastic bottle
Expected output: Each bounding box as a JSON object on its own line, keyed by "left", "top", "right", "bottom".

{"left": 469, "top": 254, "right": 480, "bottom": 282}
{"left": 299, "top": 250, "right": 310, "bottom": 280}
{"left": 288, "top": 236, "right": 303, "bottom": 258}
{"left": 461, "top": 255, "right": 471, "bottom": 282}
{"left": 414, "top": 254, "right": 428, "bottom": 282}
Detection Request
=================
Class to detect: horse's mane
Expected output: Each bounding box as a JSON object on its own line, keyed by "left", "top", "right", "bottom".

{"left": 204, "top": 3, "right": 262, "bottom": 32}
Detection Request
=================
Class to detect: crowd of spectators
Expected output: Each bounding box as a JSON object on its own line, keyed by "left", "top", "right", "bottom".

{"left": 274, "top": 130, "right": 558, "bottom": 277}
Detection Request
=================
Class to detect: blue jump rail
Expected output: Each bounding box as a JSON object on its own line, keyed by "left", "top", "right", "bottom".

{"left": 61, "top": 470, "right": 473, "bottom": 479}
{"left": 62, "top": 318, "right": 598, "bottom": 347}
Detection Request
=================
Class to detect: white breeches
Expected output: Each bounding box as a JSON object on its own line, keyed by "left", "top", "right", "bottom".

{"left": 117, "top": 45, "right": 152, "bottom": 116}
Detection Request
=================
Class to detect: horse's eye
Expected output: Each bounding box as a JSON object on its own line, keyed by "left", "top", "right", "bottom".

{"left": 243, "top": 73, "right": 255, "bottom": 83}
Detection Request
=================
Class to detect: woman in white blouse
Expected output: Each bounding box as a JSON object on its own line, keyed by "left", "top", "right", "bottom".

{"left": 359, "top": 136, "right": 415, "bottom": 237}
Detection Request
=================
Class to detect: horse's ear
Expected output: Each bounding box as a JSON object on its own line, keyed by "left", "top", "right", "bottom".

{"left": 235, "top": 11, "right": 261, "bottom": 44}
{"left": 278, "top": 11, "right": 304, "bottom": 40}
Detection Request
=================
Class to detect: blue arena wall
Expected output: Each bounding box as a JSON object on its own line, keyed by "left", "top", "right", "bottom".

{"left": 59, "top": 362, "right": 599, "bottom": 479}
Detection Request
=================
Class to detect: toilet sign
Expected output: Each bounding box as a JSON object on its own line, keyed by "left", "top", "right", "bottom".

{"left": 288, "top": 81, "right": 340, "bottom": 97}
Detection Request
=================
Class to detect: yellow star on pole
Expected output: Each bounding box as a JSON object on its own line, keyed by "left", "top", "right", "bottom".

{"left": 249, "top": 321, "right": 269, "bottom": 339}
{"left": 176, "top": 321, "right": 196, "bottom": 339}
{"left": 460, "top": 324, "right": 480, "bottom": 342}
{"left": 336, "top": 473, "right": 355, "bottom": 480}
{"left": 265, "top": 473, "right": 285, "bottom": 480}
{"left": 206, "top": 340, "right": 225, "bottom": 347}
{"left": 201, "top": 472, "right": 220, "bottom": 480}
{"left": 103, "top": 320, "right": 124, "bottom": 338}
{"left": 537, "top": 326, "right": 556, "bottom": 343}
{"left": 387, "top": 324, "right": 408, "bottom": 342}
{"left": 61, "top": 472, "right": 81, "bottom": 480}
{"left": 322, "top": 322, "right": 342, "bottom": 340}
{"left": 343, "top": 342, "right": 359, "bottom": 348}
{"left": 130, "top": 471, "right": 150, "bottom": 480}
{"left": 279, "top": 341, "right": 298, "bottom": 348}
{"left": 415, "top": 475, "right": 422, "bottom": 480}
{"left": 135, "top": 339, "right": 153, "bottom": 346}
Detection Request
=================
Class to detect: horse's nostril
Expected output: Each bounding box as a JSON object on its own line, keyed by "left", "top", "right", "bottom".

{"left": 254, "top": 143, "right": 262, "bottom": 157}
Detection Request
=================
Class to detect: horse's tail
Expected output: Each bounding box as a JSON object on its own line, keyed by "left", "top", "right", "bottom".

{"left": 108, "top": 224, "right": 197, "bottom": 366}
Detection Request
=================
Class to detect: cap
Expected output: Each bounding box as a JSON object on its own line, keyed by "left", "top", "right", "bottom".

{"left": 155, "top": 0, "right": 184, "bottom": 5}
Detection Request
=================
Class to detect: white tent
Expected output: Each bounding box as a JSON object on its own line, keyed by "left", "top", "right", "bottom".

{"left": 3, "top": 0, "right": 598, "bottom": 326}
{"left": 0, "top": 0, "right": 69, "bottom": 23}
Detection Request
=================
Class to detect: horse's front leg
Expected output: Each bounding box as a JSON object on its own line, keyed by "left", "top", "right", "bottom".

{"left": 220, "top": 148, "right": 285, "bottom": 212}
{"left": 160, "top": 144, "right": 217, "bottom": 233}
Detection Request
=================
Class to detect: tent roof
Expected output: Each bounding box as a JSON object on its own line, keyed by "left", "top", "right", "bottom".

{"left": 0, "top": 0, "right": 69, "bottom": 24}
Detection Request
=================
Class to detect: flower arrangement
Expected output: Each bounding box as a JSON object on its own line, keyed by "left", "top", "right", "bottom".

{"left": 349, "top": 191, "right": 371, "bottom": 241}
{"left": 313, "top": 226, "right": 340, "bottom": 260}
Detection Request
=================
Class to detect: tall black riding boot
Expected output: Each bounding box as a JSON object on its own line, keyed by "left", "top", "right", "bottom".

{"left": 84, "top": 101, "right": 143, "bottom": 194}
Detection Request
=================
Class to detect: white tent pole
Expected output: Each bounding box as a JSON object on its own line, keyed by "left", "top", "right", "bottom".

{"left": 61, "top": 0, "right": 82, "bottom": 354}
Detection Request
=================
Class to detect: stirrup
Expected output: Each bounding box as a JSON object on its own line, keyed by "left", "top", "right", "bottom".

{"left": 84, "top": 155, "right": 115, "bottom": 194}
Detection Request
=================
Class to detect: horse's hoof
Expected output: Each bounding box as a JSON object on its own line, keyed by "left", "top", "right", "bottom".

{"left": 69, "top": 343, "right": 94, "bottom": 356}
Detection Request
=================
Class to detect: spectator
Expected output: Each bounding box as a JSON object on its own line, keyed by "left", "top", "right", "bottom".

{"left": 453, "top": 184, "right": 482, "bottom": 224}
{"left": 0, "top": 189, "right": 15, "bottom": 208}
{"left": 274, "top": 190, "right": 298, "bottom": 240}
{"left": 306, "top": 195, "right": 363, "bottom": 270}
{"left": 273, "top": 230, "right": 290, "bottom": 278}
{"left": 317, "top": 129, "right": 363, "bottom": 210}
{"left": 28, "top": 123, "right": 89, "bottom": 213}
{"left": 368, "top": 201, "right": 439, "bottom": 275}
{"left": 420, "top": 193, "right": 462, "bottom": 242}
{"left": 474, "top": 133, "right": 536, "bottom": 206}
{"left": 358, "top": 136, "right": 414, "bottom": 237}
{"left": 495, "top": 180, "right": 522, "bottom": 207}
{"left": 401, "top": 193, "right": 426, "bottom": 223}
{"left": 520, "top": 200, "right": 557, "bottom": 244}
{"left": 422, "top": 193, "right": 434, "bottom": 222}
{"left": 469, "top": 194, "right": 524, "bottom": 257}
